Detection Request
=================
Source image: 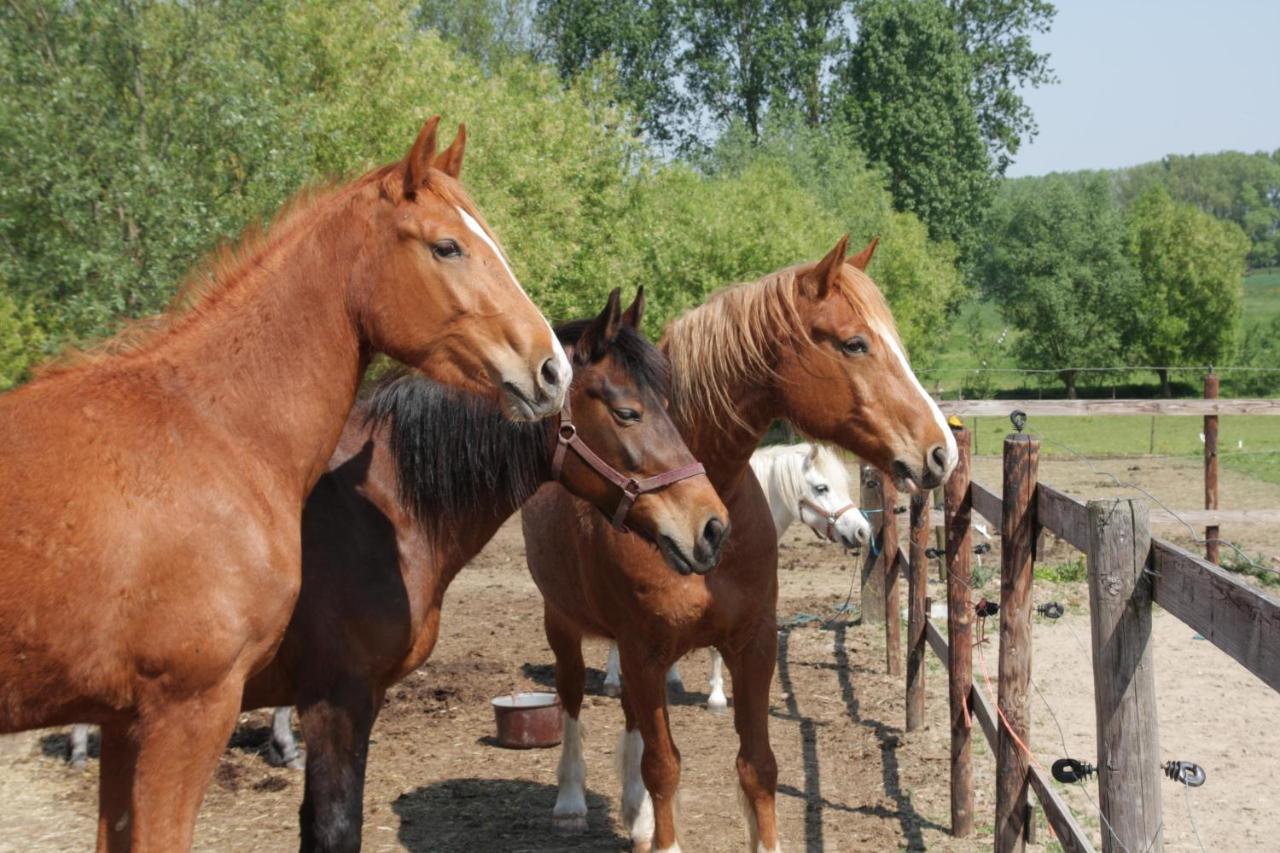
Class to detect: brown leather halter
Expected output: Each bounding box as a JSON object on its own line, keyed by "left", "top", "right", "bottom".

{"left": 798, "top": 497, "right": 858, "bottom": 543}
{"left": 551, "top": 392, "right": 706, "bottom": 532}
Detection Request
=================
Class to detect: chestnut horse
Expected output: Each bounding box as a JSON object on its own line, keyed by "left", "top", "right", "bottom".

{"left": 0, "top": 117, "right": 570, "bottom": 852}
{"left": 601, "top": 441, "right": 868, "bottom": 710}
{"left": 239, "top": 289, "right": 728, "bottom": 852}
{"left": 523, "top": 237, "right": 957, "bottom": 852}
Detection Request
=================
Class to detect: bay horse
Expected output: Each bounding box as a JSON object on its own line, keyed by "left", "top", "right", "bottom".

{"left": 238, "top": 288, "right": 728, "bottom": 852}
{"left": 601, "top": 441, "right": 867, "bottom": 710}
{"left": 523, "top": 236, "right": 957, "bottom": 852}
{"left": 0, "top": 116, "right": 571, "bottom": 852}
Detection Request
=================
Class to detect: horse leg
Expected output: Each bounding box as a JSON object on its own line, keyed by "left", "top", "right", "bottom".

{"left": 95, "top": 720, "right": 137, "bottom": 853}
{"left": 70, "top": 724, "right": 90, "bottom": 769}
{"left": 707, "top": 648, "right": 728, "bottom": 713}
{"left": 546, "top": 607, "right": 588, "bottom": 831}
{"left": 618, "top": 651, "right": 682, "bottom": 853}
{"left": 267, "top": 706, "right": 304, "bottom": 769}
{"left": 297, "top": 682, "right": 379, "bottom": 853}
{"left": 723, "top": 627, "right": 782, "bottom": 853}
{"left": 113, "top": 683, "right": 244, "bottom": 852}
{"left": 603, "top": 642, "right": 622, "bottom": 698}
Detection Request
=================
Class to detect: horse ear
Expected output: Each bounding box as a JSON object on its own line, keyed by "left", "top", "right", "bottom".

{"left": 622, "top": 286, "right": 646, "bottom": 329}
{"left": 806, "top": 443, "right": 820, "bottom": 464}
{"left": 432, "top": 123, "right": 466, "bottom": 179}
{"left": 402, "top": 115, "right": 442, "bottom": 199}
{"left": 576, "top": 288, "right": 624, "bottom": 365}
{"left": 847, "top": 236, "right": 880, "bottom": 272}
{"left": 805, "top": 235, "right": 849, "bottom": 299}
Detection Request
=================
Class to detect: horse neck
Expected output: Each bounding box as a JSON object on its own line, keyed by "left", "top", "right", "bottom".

{"left": 754, "top": 456, "right": 797, "bottom": 536}
{"left": 159, "top": 206, "right": 368, "bottom": 498}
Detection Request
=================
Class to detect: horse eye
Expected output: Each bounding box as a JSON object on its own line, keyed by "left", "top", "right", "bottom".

{"left": 612, "top": 407, "right": 641, "bottom": 423}
{"left": 431, "top": 239, "right": 462, "bottom": 259}
{"left": 841, "top": 336, "right": 869, "bottom": 356}
{"left": 814, "top": 484, "right": 829, "bottom": 495}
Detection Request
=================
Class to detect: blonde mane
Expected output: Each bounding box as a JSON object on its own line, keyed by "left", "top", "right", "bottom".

{"left": 663, "top": 258, "right": 896, "bottom": 433}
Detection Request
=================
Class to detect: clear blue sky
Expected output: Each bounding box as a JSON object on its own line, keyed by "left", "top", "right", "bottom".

{"left": 1006, "top": 0, "right": 1280, "bottom": 177}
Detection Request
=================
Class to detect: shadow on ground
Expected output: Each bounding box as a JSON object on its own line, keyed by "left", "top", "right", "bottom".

{"left": 393, "top": 777, "right": 627, "bottom": 852}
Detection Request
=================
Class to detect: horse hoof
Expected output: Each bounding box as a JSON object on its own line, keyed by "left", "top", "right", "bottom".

{"left": 603, "top": 682, "right": 622, "bottom": 698}
{"left": 285, "top": 753, "right": 305, "bottom": 770}
{"left": 707, "top": 696, "right": 728, "bottom": 714}
{"left": 552, "top": 813, "right": 588, "bottom": 833}
{"left": 265, "top": 745, "right": 304, "bottom": 769}
{"left": 70, "top": 757, "right": 87, "bottom": 771}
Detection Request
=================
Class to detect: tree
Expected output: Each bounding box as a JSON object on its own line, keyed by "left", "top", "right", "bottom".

{"left": 1125, "top": 187, "right": 1249, "bottom": 395}
{"left": 833, "top": 0, "right": 994, "bottom": 254}
{"left": 945, "top": 0, "right": 1056, "bottom": 176}
{"left": 0, "top": 285, "right": 44, "bottom": 390}
{"left": 978, "top": 174, "right": 1140, "bottom": 397}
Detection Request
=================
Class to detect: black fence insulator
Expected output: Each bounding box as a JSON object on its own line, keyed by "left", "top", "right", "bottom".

{"left": 893, "top": 505, "right": 907, "bottom": 515}
{"left": 975, "top": 598, "right": 999, "bottom": 618}
{"left": 973, "top": 542, "right": 992, "bottom": 556}
{"left": 1010, "top": 409, "right": 1028, "bottom": 433}
{"left": 1036, "top": 602, "right": 1065, "bottom": 619}
{"left": 1052, "top": 758, "right": 1096, "bottom": 784}
{"left": 925, "top": 547, "right": 944, "bottom": 559}
{"left": 1164, "top": 761, "right": 1206, "bottom": 787}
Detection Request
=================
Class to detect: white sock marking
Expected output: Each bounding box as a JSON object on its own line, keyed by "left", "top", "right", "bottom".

{"left": 554, "top": 714, "right": 587, "bottom": 820}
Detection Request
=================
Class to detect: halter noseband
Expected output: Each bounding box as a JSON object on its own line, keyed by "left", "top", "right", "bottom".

{"left": 798, "top": 497, "right": 857, "bottom": 543}
{"left": 550, "top": 392, "right": 706, "bottom": 532}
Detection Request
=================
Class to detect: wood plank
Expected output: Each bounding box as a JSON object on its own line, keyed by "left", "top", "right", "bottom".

{"left": 1037, "top": 484, "right": 1089, "bottom": 551}
{"left": 884, "top": 476, "right": 902, "bottom": 676}
{"left": 940, "top": 398, "right": 1280, "bottom": 417}
{"left": 943, "top": 427, "right": 975, "bottom": 838}
{"left": 996, "top": 436, "right": 1039, "bottom": 853}
{"left": 928, "top": 507, "right": 1280, "bottom": 529}
{"left": 1087, "top": 500, "right": 1162, "bottom": 853}
{"left": 971, "top": 481, "right": 1002, "bottom": 525}
{"left": 1151, "top": 538, "right": 1280, "bottom": 693}
{"left": 906, "top": 493, "right": 930, "bottom": 731}
{"left": 1028, "top": 765, "right": 1098, "bottom": 853}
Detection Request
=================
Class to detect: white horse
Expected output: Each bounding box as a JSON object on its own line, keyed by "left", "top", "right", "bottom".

{"left": 601, "top": 442, "right": 869, "bottom": 710}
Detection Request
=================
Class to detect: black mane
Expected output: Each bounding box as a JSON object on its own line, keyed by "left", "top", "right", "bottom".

{"left": 363, "top": 321, "right": 669, "bottom": 528}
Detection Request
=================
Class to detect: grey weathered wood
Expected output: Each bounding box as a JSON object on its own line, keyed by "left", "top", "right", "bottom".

{"left": 860, "top": 465, "right": 886, "bottom": 624}
{"left": 996, "top": 435, "right": 1039, "bottom": 853}
{"left": 1028, "top": 765, "right": 1099, "bottom": 853}
{"left": 971, "top": 480, "right": 1001, "bottom": 526}
{"left": 1204, "top": 374, "right": 1220, "bottom": 564}
{"left": 943, "top": 427, "right": 974, "bottom": 838}
{"left": 928, "top": 505, "right": 1280, "bottom": 530}
{"left": 1151, "top": 538, "right": 1280, "bottom": 693}
{"left": 1087, "top": 499, "right": 1162, "bottom": 853}
{"left": 906, "top": 492, "right": 929, "bottom": 731}
{"left": 940, "top": 398, "right": 1280, "bottom": 417}
{"left": 884, "top": 476, "right": 902, "bottom": 676}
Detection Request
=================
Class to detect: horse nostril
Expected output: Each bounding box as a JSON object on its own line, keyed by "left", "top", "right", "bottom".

{"left": 929, "top": 444, "right": 948, "bottom": 474}
{"left": 702, "top": 517, "right": 726, "bottom": 553}
{"left": 540, "top": 357, "right": 562, "bottom": 390}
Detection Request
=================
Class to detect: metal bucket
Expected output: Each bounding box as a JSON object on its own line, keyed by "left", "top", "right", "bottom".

{"left": 491, "top": 691, "right": 563, "bottom": 749}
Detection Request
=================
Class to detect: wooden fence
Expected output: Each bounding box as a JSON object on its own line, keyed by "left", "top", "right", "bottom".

{"left": 858, "top": 423, "right": 1280, "bottom": 853}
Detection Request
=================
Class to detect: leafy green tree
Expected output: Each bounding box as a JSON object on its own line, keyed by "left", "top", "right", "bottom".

{"left": 0, "top": 285, "right": 45, "bottom": 390}
{"left": 945, "top": 0, "right": 1056, "bottom": 175}
{"left": 833, "top": 0, "right": 993, "bottom": 253}
{"left": 1119, "top": 151, "right": 1280, "bottom": 269}
{"left": 1125, "top": 187, "right": 1249, "bottom": 395}
{"left": 978, "top": 174, "right": 1140, "bottom": 397}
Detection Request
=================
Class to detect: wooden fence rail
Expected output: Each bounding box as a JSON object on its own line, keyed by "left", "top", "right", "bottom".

{"left": 881, "top": 420, "right": 1280, "bottom": 853}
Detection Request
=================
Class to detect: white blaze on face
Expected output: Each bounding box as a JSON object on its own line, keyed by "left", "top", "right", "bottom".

{"left": 873, "top": 320, "right": 958, "bottom": 475}
{"left": 456, "top": 205, "right": 571, "bottom": 385}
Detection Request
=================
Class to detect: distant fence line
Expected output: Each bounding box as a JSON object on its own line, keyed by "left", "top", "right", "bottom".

{"left": 918, "top": 365, "right": 1280, "bottom": 376}
{"left": 938, "top": 398, "right": 1280, "bottom": 417}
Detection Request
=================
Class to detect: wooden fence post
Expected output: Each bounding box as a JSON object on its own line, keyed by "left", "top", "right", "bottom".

{"left": 906, "top": 491, "right": 929, "bottom": 730}
{"left": 1087, "top": 498, "right": 1162, "bottom": 853}
{"left": 1204, "top": 372, "right": 1219, "bottom": 564}
{"left": 884, "top": 476, "right": 902, "bottom": 676}
{"left": 996, "top": 434, "right": 1039, "bottom": 852}
{"left": 861, "top": 465, "right": 886, "bottom": 624}
{"left": 943, "top": 426, "right": 973, "bottom": 837}
{"left": 933, "top": 487, "right": 947, "bottom": 582}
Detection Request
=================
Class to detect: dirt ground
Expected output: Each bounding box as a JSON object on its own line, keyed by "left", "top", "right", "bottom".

{"left": 0, "top": 453, "right": 1276, "bottom": 852}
